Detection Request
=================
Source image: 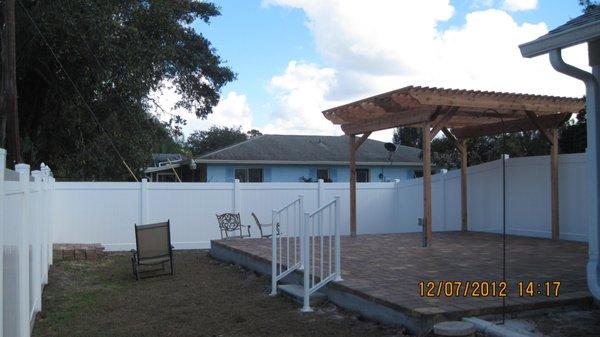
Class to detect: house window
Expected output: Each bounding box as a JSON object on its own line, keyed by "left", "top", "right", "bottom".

{"left": 235, "top": 168, "right": 263, "bottom": 182}
{"left": 414, "top": 170, "right": 424, "bottom": 178}
{"left": 356, "top": 168, "right": 369, "bottom": 182}
{"left": 248, "top": 168, "right": 263, "bottom": 182}
{"left": 316, "top": 168, "right": 329, "bottom": 181}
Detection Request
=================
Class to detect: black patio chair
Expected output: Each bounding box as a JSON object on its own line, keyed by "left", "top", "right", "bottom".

{"left": 131, "top": 220, "right": 174, "bottom": 280}
{"left": 216, "top": 213, "right": 251, "bottom": 239}
{"left": 251, "top": 212, "right": 280, "bottom": 238}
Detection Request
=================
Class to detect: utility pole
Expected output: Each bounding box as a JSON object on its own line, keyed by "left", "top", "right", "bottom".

{"left": 1, "top": 0, "right": 21, "bottom": 167}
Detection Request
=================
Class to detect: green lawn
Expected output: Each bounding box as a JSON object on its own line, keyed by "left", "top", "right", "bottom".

{"left": 33, "top": 251, "right": 409, "bottom": 337}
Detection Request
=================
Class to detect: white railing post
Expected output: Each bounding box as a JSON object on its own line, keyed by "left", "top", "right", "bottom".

{"left": 334, "top": 196, "right": 342, "bottom": 281}
{"left": 15, "top": 163, "right": 30, "bottom": 337}
{"left": 48, "top": 176, "right": 55, "bottom": 266}
{"left": 317, "top": 179, "right": 324, "bottom": 207}
{"left": 0, "top": 148, "right": 5, "bottom": 336}
{"left": 270, "top": 209, "right": 278, "bottom": 296}
{"left": 140, "top": 178, "right": 148, "bottom": 225}
{"left": 40, "top": 166, "right": 49, "bottom": 283}
{"left": 31, "top": 170, "right": 43, "bottom": 313}
{"left": 302, "top": 211, "right": 312, "bottom": 312}
{"left": 298, "top": 195, "right": 304, "bottom": 270}
{"left": 233, "top": 179, "right": 241, "bottom": 214}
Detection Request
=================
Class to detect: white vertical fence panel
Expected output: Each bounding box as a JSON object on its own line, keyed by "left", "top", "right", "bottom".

{"left": 146, "top": 182, "right": 235, "bottom": 250}
{"left": 53, "top": 182, "right": 139, "bottom": 251}
{"left": 51, "top": 153, "right": 589, "bottom": 252}
{"left": 1, "top": 149, "right": 54, "bottom": 337}
{"left": 14, "top": 164, "right": 30, "bottom": 337}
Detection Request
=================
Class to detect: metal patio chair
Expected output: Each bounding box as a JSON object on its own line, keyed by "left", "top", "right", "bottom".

{"left": 216, "top": 213, "right": 251, "bottom": 239}
{"left": 131, "top": 220, "right": 174, "bottom": 280}
{"left": 251, "top": 212, "right": 280, "bottom": 238}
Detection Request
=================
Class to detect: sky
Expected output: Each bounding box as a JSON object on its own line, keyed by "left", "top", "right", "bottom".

{"left": 155, "top": 0, "right": 590, "bottom": 142}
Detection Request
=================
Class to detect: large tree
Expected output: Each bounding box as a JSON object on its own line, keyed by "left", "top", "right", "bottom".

{"left": 1, "top": 0, "right": 234, "bottom": 180}
{"left": 580, "top": 0, "right": 600, "bottom": 12}
{"left": 186, "top": 126, "right": 251, "bottom": 156}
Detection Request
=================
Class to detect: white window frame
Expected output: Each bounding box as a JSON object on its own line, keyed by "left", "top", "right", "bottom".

{"left": 316, "top": 168, "right": 330, "bottom": 181}
{"left": 235, "top": 168, "right": 264, "bottom": 183}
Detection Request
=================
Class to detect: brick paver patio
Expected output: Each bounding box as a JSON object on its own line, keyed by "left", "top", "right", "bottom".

{"left": 212, "top": 232, "right": 591, "bottom": 321}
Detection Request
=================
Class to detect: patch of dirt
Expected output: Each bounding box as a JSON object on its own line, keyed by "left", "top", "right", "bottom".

{"left": 33, "top": 251, "right": 412, "bottom": 337}
{"left": 513, "top": 309, "right": 600, "bottom": 337}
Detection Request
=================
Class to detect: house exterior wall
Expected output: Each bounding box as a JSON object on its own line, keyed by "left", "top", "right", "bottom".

{"left": 205, "top": 163, "right": 421, "bottom": 182}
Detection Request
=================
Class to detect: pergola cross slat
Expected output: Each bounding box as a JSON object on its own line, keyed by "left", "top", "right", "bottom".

{"left": 322, "top": 86, "right": 584, "bottom": 244}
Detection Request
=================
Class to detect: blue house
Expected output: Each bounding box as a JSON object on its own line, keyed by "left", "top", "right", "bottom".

{"left": 146, "top": 135, "right": 424, "bottom": 182}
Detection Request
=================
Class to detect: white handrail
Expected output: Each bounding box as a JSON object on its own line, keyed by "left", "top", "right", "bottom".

{"left": 302, "top": 196, "right": 341, "bottom": 312}
{"left": 307, "top": 198, "right": 337, "bottom": 217}
{"left": 270, "top": 195, "right": 304, "bottom": 296}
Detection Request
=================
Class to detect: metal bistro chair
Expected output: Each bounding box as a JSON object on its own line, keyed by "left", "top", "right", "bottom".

{"left": 251, "top": 212, "right": 280, "bottom": 238}
{"left": 216, "top": 213, "right": 251, "bottom": 239}
{"left": 131, "top": 220, "right": 174, "bottom": 280}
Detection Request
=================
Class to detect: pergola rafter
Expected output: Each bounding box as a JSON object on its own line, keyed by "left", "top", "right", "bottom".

{"left": 322, "top": 86, "right": 585, "bottom": 243}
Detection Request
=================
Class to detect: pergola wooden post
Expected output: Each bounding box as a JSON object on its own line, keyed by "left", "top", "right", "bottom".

{"left": 441, "top": 127, "right": 469, "bottom": 232}
{"left": 322, "top": 86, "right": 583, "bottom": 243}
{"left": 349, "top": 132, "right": 371, "bottom": 237}
{"left": 551, "top": 128, "right": 559, "bottom": 240}
{"left": 349, "top": 134, "right": 357, "bottom": 237}
{"left": 460, "top": 140, "right": 468, "bottom": 231}
{"left": 422, "top": 124, "right": 432, "bottom": 245}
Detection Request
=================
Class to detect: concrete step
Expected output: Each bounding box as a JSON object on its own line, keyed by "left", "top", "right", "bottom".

{"left": 277, "top": 284, "right": 327, "bottom": 306}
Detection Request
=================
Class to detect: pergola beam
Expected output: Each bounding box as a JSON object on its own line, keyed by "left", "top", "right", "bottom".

{"left": 354, "top": 132, "right": 372, "bottom": 149}
{"left": 441, "top": 127, "right": 465, "bottom": 153}
{"left": 430, "top": 106, "right": 459, "bottom": 139}
{"left": 525, "top": 111, "right": 555, "bottom": 144}
{"left": 450, "top": 113, "right": 571, "bottom": 139}
{"left": 341, "top": 111, "right": 432, "bottom": 135}
{"left": 407, "top": 88, "right": 583, "bottom": 113}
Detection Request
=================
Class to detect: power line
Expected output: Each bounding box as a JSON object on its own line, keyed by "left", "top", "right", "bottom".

{"left": 16, "top": 0, "right": 138, "bottom": 181}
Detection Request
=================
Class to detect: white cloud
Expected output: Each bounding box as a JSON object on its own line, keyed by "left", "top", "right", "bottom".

{"left": 261, "top": 60, "right": 341, "bottom": 135}
{"left": 259, "top": 1, "right": 587, "bottom": 142}
{"left": 502, "top": 0, "right": 538, "bottom": 11}
{"left": 156, "top": 1, "right": 587, "bottom": 144}
{"left": 151, "top": 85, "right": 253, "bottom": 137}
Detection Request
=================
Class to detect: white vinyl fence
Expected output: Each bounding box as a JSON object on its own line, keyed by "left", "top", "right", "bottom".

{"left": 52, "top": 152, "right": 588, "bottom": 251}
{"left": 1, "top": 149, "right": 55, "bottom": 337}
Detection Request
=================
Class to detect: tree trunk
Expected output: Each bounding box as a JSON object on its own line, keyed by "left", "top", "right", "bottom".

{"left": 1, "top": 0, "right": 21, "bottom": 166}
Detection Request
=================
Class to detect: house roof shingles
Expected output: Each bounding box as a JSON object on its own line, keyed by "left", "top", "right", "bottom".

{"left": 196, "top": 134, "right": 422, "bottom": 165}
{"left": 519, "top": 7, "right": 600, "bottom": 57}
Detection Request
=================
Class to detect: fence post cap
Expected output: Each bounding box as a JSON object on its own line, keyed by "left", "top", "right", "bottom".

{"left": 141, "top": 178, "right": 148, "bottom": 183}
{"left": 0, "top": 148, "right": 6, "bottom": 155}
{"left": 15, "top": 163, "right": 30, "bottom": 172}
{"left": 318, "top": 179, "right": 324, "bottom": 183}
{"left": 31, "top": 170, "right": 42, "bottom": 178}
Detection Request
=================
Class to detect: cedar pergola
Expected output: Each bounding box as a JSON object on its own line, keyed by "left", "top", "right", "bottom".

{"left": 322, "top": 86, "right": 584, "bottom": 245}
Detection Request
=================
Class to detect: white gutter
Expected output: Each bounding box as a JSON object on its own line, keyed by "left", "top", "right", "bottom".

{"left": 549, "top": 48, "right": 600, "bottom": 300}
{"left": 192, "top": 159, "right": 423, "bottom": 166}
